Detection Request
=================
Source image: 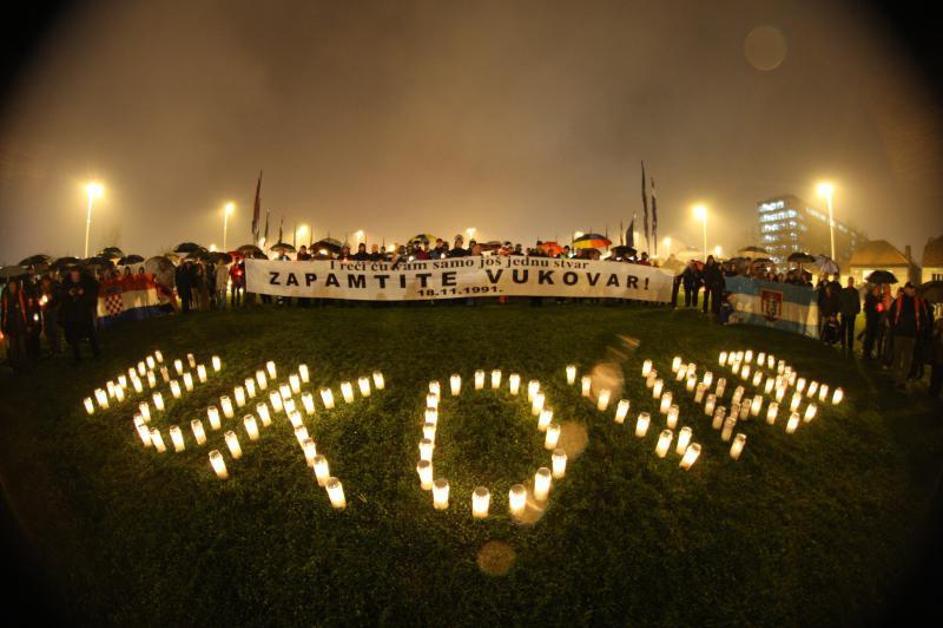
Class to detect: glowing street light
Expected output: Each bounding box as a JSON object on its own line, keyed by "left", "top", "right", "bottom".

{"left": 816, "top": 181, "right": 836, "bottom": 261}
{"left": 693, "top": 203, "right": 708, "bottom": 260}
{"left": 662, "top": 236, "right": 672, "bottom": 257}
{"left": 222, "top": 202, "right": 235, "bottom": 251}
{"left": 466, "top": 227, "right": 477, "bottom": 241}
{"left": 83, "top": 181, "right": 104, "bottom": 258}
{"left": 296, "top": 224, "right": 309, "bottom": 246}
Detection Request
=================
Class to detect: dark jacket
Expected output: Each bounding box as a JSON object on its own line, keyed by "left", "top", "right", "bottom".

{"left": 59, "top": 274, "right": 99, "bottom": 328}
{"left": 838, "top": 287, "right": 861, "bottom": 316}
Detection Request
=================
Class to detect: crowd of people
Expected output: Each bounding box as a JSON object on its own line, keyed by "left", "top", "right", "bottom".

{"left": 2, "top": 237, "right": 941, "bottom": 398}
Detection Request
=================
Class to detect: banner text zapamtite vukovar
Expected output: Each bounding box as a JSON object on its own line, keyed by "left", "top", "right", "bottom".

{"left": 246, "top": 256, "right": 675, "bottom": 302}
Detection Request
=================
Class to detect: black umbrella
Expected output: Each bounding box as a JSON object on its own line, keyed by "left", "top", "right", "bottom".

{"left": 750, "top": 257, "right": 775, "bottom": 266}
{"left": 83, "top": 256, "right": 115, "bottom": 269}
{"left": 787, "top": 251, "right": 816, "bottom": 264}
{"left": 19, "top": 254, "right": 51, "bottom": 267}
{"left": 245, "top": 250, "right": 269, "bottom": 260}
{"left": 99, "top": 246, "right": 124, "bottom": 259}
{"left": 610, "top": 245, "right": 637, "bottom": 259}
{"left": 0, "top": 265, "right": 29, "bottom": 279}
{"left": 118, "top": 254, "right": 145, "bottom": 265}
{"left": 919, "top": 280, "right": 943, "bottom": 303}
{"left": 207, "top": 251, "right": 234, "bottom": 265}
{"left": 737, "top": 246, "right": 768, "bottom": 257}
{"left": 236, "top": 244, "right": 265, "bottom": 257}
{"left": 312, "top": 239, "right": 342, "bottom": 254}
{"left": 50, "top": 256, "right": 82, "bottom": 271}
{"left": 269, "top": 242, "right": 296, "bottom": 254}
{"left": 185, "top": 247, "right": 212, "bottom": 260}
{"left": 174, "top": 242, "right": 203, "bottom": 254}
{"left": 866, "top": 270, "right": 898, "bottom": 284}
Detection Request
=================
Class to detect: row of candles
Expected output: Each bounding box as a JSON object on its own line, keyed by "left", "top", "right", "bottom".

{"left": 84, "top": 349, "right": 222, "bottom": 415}
{"left": 416, "top": 372, "right": 569, "bottom": 518}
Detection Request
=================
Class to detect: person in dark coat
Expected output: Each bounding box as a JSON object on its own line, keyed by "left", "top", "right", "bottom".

{"left": 351, "top": 243, "right": 370, "bottom": 261}
{"left": 889, "top": 282, "right": 922, "bottom": 389}
{"left": 862, "top": 285, "right": 881, "bottom": 360}
{"left": 930, "top": 316, "right": 943, "bottom": 398}
{"left": 176, "top": 261, "right": 193, "bottom": 314}
{"left": 838, "top": 276, "right": 861, "bottom": 356}
{"left": 448, "top": 235, "right": 468, "bottom": 258}
{"left": 1, "top": 278, "right": 33, "bottom": 371}
{"left": 60, "top": 268, "right": 101, "bottom": 362}
{"left": 681, "top": 261, "right": 701, "bottom": 308}
{"left": 701, "top": 256, "right": 724, "bottom": 316}
{"left": 40, "top": 274, "right": 62, "bottom": 354}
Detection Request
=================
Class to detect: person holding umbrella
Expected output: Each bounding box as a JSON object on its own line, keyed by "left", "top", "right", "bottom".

{"left": 1, "top": 277, "right": 33, "bottom": 371}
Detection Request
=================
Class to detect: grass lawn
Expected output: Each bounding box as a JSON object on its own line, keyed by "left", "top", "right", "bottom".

{"left": 1, "top": 303, "right": 941, "bottom": 626}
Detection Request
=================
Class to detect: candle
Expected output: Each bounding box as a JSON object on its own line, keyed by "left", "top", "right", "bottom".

{"left": 132, "top": 377, "right": 144, "bottom": 393}
{"left": 105, "top": 380, "right": 116, "bottom": 398}
{"left": 426, "top": 393, "right": 439, "bottom": 410}
{"left": 750, "top": 395, "right": 763, "bottom": 417}
{"left": 450, "top": 374, "right": 461, "bottom": 396}
{"left": 739, "top": 399, "right": 750, "bottom": 420}
{"left": 528, "top": 379, "right": 541, "bottom": 401}
{"left": 268, "top": 391, "right": 283, "bottom": 413}
{"left": 531, "top": 392, "right": 545, "bottom": 416}
{"left": 326, "top": 478, "right": 346, "bottom": 510}
{"left": 113, "top": 385, "right": 125, "bottom": 402}
{"left": 509, "top": 484, "right": 527, "bottom": 517}
{"left": 803, "top": 403, "right": 817, "bottom": 422}
{"left": 320, "top": 388, "right": 335, "bottom": 409}
{"left": 671, "top": 356, "right": 682, "bottom": 372}
{"left": 764, "top": 377, "right": 775, "bottom": 394}
{"left": 655, "top": 429, "right": 673, "bottom": 458}
{"left": 818, "top": 384, "right": 830, "bottom": 403}
{"left": 416, "top": 460, "right": 433, "bottom": 490}
{"left": 832, "top": 387, "right": 844, "bottom": 405}
{"left": 265, "top": 360, "right": 276, "bottom": 379}
{"left": 95, "top": 388, "right": 109, "bottom": 409}
{"left": 790, "top": 392, "right": 801, "bottom": 412}
{"left": 279, "top": 384, "right": 292, "bottom": 402}
{"left": 652, "top": 379, "right": 664, "bottom": 399}
{"left": 614, "top": 399, "right": 630, "bottom": 424}
{"left": 432, "top": 479, "right": 450, "bottom": 510}
{"left": 147, "top": 371, "right": 158, "bottom": 388}
{"left": 152, "top": 392, "right": 164, "bottom": 411}
{"left": 552, "top": 448, "right": 568, "bottom": 478}
{"left": 135, "top": 416, "right": 151, "bottom": 446}
{"left": 209, "top": 450, "right": 228, "bottom": 479}
{"left": 686, "top": 376, "right": 696, "bottom": 392}
{"left": 303, "top": 438, "right": 317, "bottom": 467}
{"left": 244, "top": 415, "right": 260, "bottom": 441}
{"left": 635, "top": 412, "right": 651, "bottom": 437}
{"left": 183, "top": 372, "right": 194, "bottom": 392}
{"left": 256, "top": 402, "right": 271, "bottom": 426}
{"left": 796, "top": 377, "right": 806, "bottom": 393}
{"left": 707, "top": 405, "right": 723, "bottom": 429}
{"left": 358, "top": 376, "right": 371, "bottom": 397}
{"left": 715, "top": 377, "right": 726, "bottom": 398}
{"left": 419, "top": 438, "right": 435, "bottom": 461}
{"left": 301, "top": 393, "right": 315, "bottom": 415}
{"left": 185, "top": 352, "right": 195, "bottom": 369}
{"left": 169, "top": 425, "right": 185, "bottom": 452}
{"left": 719, "top": 351, "right": 728, "bottom": 366}
{"left": 289, "top": 374, "right": 301, "bottom": 394}
{"left": 581, "top": 375, "right": 592, "bottom": 397}
{"left": 243, "top": 378, "right": 255, "bottom": 399}
{"left": 314, "top": 455, "right": 330, "bottom": 486}
{"left": 299, "top": 364, "right": 310, "bottom": 383}
{"left": 659, "top": 391, "right": 673, "bottom": 415}
{"left": 428, "top": 380, "right": 441, "bottom": 396}
{"left": 340, "top": 381, "right": 354, "bottom": 403}
{"left": 372, "top": 371, "right": 385, "bottom": 390}
{"left": 544, "top": 422, "right": 561, "bottom": 449}
{"left": 744, "top": 349, "right": 753, "bottom": 364}
{"left": 159, "top": 366, "right": 170, "bottom": 383}
{"left": 775, "top": 386, "right": 786, "bottom": 403}
{"left": 536, "top": 408, "right": 554, "bottom": 432}
{"left": 191, "top": 419, "right": 207, "bottom": 445}
{"left": 150, "top": 428, "right": 167, "bottom": 453}
{"left": 152, "top": 349, "right": 162, "bottom": 363}
{"left": 675, "top": 365, "right": 687, "bottom": 382}
{"left": 220, "top": 395, "right": 234, "bottom": 418}
{"left": 533, "top": 467, "right": 552, "bottom": 502}
{"left": 83, "top": 397, "right": 95, "bottom": 415}
{"left": 732, "top": 386, "right": 744, "bottom": 406}
{"left": 694, "top": 383, "right": 706, "bottom": 404}
{"left": 730, "top": 433, "right": 747, "bottom": 460}
{"left": 174, "top": 359, "right": 183, "bottom": 375}
{"left": 596, "top": 389, "right": 611, "bottom": 411}
{"left": 675, "top": 426, "right": 692, "bottom": 455}
{"left": 566, "top": 364, "right": 578, "bottom": 384}
{"left": 508, "top": 373, "right": 521, "bottom": 395}
{"left": 645, "top": 371, "right": 657, "bottom": 389}
{"left": 666, "top": 404, "right": 679, "bottom": 429}
{"left": 766, "top": 402, "right": 779, "bottom": 425}
{"left": 474, "top": 370, "right": 485, "bottom": 390}
{"left": 293, "top": 425, "right": 309, "bottom": 447}
{"left": 721, "top": 416, "right": 736, "bottom": 442}
{"left": 704, "top": 394, "right": 717, "bottom": 416}
{"left": 256, "top": 370, "right": 267, "bottom": 390}
{"left": 207, "top": 405, "right": 221, "bottom": 430}
{"left": 146, "top": 356, "right": 155, "bottom": 370}
{"left": 472, "top": 487, "right": 491, "bottom": 519}
{"left": 641, "top": 359, "right": 652, "bottom": 377}
{"left": 703, "top": 371, "right": 713, "bottom": 389}
{"left": 805, "top": 381, "right": 818, "bottom": 398}
{"left": 424, "top": 407, "right": 438, "bottom": 425}
{"left": 224, "top": 430, "right": 242, "bottom": 458}
{"left": 731, "top": 362, "right": 740, "bottom": 377}
{"left": 679, "top": 443, "right": 701, "bottom": 470}
{"left": 170, "top": 380, "right": 182, "bottom": 399}
{"left": 752, "top": 371, "right": 763, "bottom": 387}
{"left": 422, "top": 421, "right": 436, "bottom": 441}
{"left": 491, "top": 369, "right": 502, "bottom": 389}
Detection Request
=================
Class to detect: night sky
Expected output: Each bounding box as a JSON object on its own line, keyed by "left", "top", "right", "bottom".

{"left": 1, "top": 0, "right": 941, "bottom": 263}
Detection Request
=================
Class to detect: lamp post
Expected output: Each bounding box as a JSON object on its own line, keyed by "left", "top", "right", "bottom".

{"left": 816, "top": 182, "right": 835, "bottom": 261}
{"left": 222, "top": 202, "right": 235, "bottom": 251}
{"left": 466, "top": 227, "right": 476, "bottom": 242}
{"left": 83, "top": 181, "right": 104, "bottom": 258}
{"left": 693, "top": 204, "right": 708, "bottom": 260}
{"left": 663, "top": 236, "right": 672, "bottom": 257}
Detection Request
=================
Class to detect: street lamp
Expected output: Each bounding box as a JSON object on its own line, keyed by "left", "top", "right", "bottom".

{"left": 693, "top": 203, "right": 708, "bottom": 260}
{"left": 816, "top": 182, "right": 836, "bottom": 261}
{"left": 83, "top": 181, "right": 104, "bottom": 258}
{"left": 466, "top": 227, "right": 477, "bottom": 241}
{"left": 222, "top": 202, "right": 235, "bottom": 251}
{"left": 296, "top": 224, "right": 309, "bottom": 247}
{"left": 663, "top": 236, "right": 672, "bottom": 257}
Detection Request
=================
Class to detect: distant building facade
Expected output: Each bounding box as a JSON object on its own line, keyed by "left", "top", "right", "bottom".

{"left": 848, "top": 240, "right": 921, "bottom": 286}
{"left": 756, "top": 195, "right": 865, "bottom": 265}
{"left": 922, "top": 235, "right": 943, "bottom": 283}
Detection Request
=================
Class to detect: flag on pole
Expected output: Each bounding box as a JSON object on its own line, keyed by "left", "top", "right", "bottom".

{"left": 278, "top": 217, "right": 284, "bottom": 244}
{"left": 641, "top": 161, "right": 650, "bottom": 254}
{"left": 251, "top": 170, "right": 263, "bottom": 239}
{"left": 262, "top": 210, "right": 270, "bottom": 245}
{"left": 626, "top": 214, "right": 636, "bottom": 249}
{"left": 650, "top": 176, "right": 658, "bottom": 256}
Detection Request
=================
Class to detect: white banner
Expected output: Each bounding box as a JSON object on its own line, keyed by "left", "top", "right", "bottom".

{"left": 246, "top": 256, "right": 674, "bottom": 302}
